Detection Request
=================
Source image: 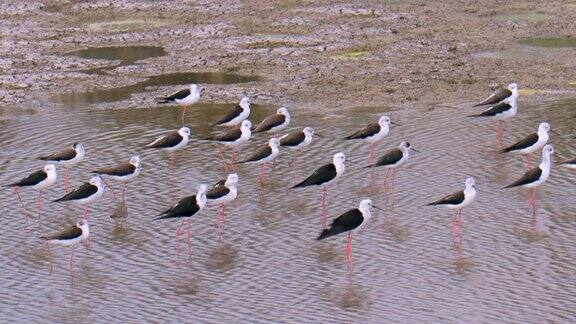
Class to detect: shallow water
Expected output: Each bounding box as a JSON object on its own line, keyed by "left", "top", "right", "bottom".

{"left": 519, "top": 37, "right": 576, "bottom": 48}
{"left": 0, "top": 98, "right": 575, "bottom": 322}
{"left": 67, "top": 45, "right": 168, "bottom": 66}
{"left": 491, "top": 13, "right": 554, "bottom": 22}
{"left": 472, "top": 49, "right": 547, "bottom": 60}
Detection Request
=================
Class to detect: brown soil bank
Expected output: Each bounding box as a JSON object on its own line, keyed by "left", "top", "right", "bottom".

{"left": 1, "top": 0, "right": 576, "bottom": 110}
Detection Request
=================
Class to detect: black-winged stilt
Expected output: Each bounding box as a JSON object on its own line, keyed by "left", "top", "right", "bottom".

{"left": 204, "top": 120, "right": 252, "bottom": 172}
{"left": 53, "top": 176, "right": 105, "bottom": 220}
{"left": 345, "top": 115, "right": 398, "bottom": 167}
{"left": 93, "top": 156, "right": 141, "bottom": 203}
{"left": 317, "top": 199, "right": 382, "bottom": 272}
{"left": 428, "top": 177, "right": 478, "bottom": 247}
{"left": 146, "top": 127, "right": 190, "bottom": 168}
{"left": 279, "top": 127, "right": 315, "bottom": 167}
{"left": 40, "top": 143, "right": 84, "bottom": 193}
{"left": 206, "top": 173, "right": 239, "bottom": 241}
{"left": 365, "top": 141, "right": 418, "bottom": 204}
{"left": 468, "top": 97, "right": 518, "bottom": 146}
{"left": 212, "top": 96, "right": 251, "bottom": 127}
{"left": 239, "top": 138, "right": 280, "bottom": 185}
{"left": 6, "top": 164, "right": 58, "bottom": 221}
{"left": 501, "top": 122, "right": 553, "bottom": 169}
{"left": 155, "top": 184, "right": 208, "bottom": 257}
{"left": 158, "top": 84, "right": 201, "bottom": 125}
{"left": 40, "top": 219, "right": 90, "bottom": 285}
{"left": 503, "top": 144, "right": 554, "bottom": 217}
{"left": 292, "top": 152, "right": 347, "bottom": 228}
{"left": 474, "top": 82, "right": 518, "bottom": 107}
{"left": 41, "top": 219, "right": 89, "bottom": 286}
{"left": 252, "top": 107, "right": 291, "bottom": 136}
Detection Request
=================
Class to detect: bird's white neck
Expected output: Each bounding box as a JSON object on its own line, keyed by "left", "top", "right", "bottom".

{"left": 227, "top": 184, "right": 237, "bottom": 196}
{"left": 240, "top": 102, "right": 250, "bottom": 111}
{"left": 270, "top": 144, "right": 279, "bottom": 155}
{"left": 359, "top": 206, "right": 372, "bottom": 222}
{"left": 334, "top": 159, "right": 345, "bottom": 175}
{"left": 283, "top": 111, "right": 291, "bottom": 125}
{"left": 537, "top": 127, "right": 549, "bottom": 140}
{"left": 304, "top": 132, "right": 313, "bottom": 145}
{"left": 95, "top": 180, "right": 105, "bottom": 191}
{"left": 400, "top": 146, "right": 410, "bottom": 158}
{"left": 76, "top": 146, "right": 85, "bottom": 159}
{"left": 510, "top": 87, "right": 519, "bottom": 100}
{"left": 508, "top": 98, "right": 518, "bottom": 113}
{"left": 80, "top": 223, "right": 90, "bottom": 239}
{"left": 197, "top": 192, "right": 207, "bottom": 209}
{"left": 47, "top": 168, "right": 57, "bottom": 181}
{"left": 241, "top": 126, "right": 251, "bottom": 139}
{"left": 540, "top": 152, "right": 552, "bottom": 171}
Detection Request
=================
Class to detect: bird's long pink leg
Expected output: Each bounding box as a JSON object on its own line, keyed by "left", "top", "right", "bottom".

{"left": 391, "top": 169, "right": 397, "bottom": 209}
{"left": 69, "top": 247, "right": 75, "bottom": 287}
{"left": 221, "top": 204, "right": 226, "bottom": 239}
{"left": 175, "top": 219, "right": 185, "bottom": 256}
{"left": 216, "top": 204, "right": 222, "bottom": 240}
{"left": 187, "top": 219, "right": 192, "bottom": 259}
{"left": 217, "top": 203, "right": 225, "bottom": 241}
{"left": 82, "top": 205, "right": 90, "bottom": 220}
{"left": 176, "top": 218, "right": 185, "bottom": 241}
{"left": 219, "top": 146, "right": 229, "bottom": 174}
{"left": 64, "top": 168, "right": 70, "bottom": 193}
{"left": 46, "top": 243, "right": 53, "bottom": 279}
{"left": 370, "top": 143, "right": 376, "bottom": 178}
{"left": 345, "top": 232, "right": 353, "bottom": 274}
{"left": 526, "top": 153, "right": 532, "bottom": 170}
{"left": 170, "top": 152, "right": 176, "bottom": 172}
{"left": 321, "top": 187, "right": 328, "bottom": 228}
{"left": 36, "top": 190, "right": 43, "bottom": 219}
{"left": 259, "top": 164, "right": 265, "bottom": 186}
{"left": 290, "top": 152, "right": 297, "bottom": 168}
{"left": 231, "top": 148, "right": 237, "bottom": 172}
{"left": 496, "top": 121, "right": 504, "bottom": 147}
{"left": 383, "top": 169, "right": 391, "bottom": 193}
{"left": 14, "top": 188, "right": 30, "bottom": 223}
{"left": 530, "top": 188, "right": 537, "bottom": 216}
{"left": 103, "top": 179, "right": 117, "bottom": 201}
{"left": 120, "top": 183, "right": 126, "bottom": 204}
{"left": 181, "top": 106, "right": 188, "bottom": 126}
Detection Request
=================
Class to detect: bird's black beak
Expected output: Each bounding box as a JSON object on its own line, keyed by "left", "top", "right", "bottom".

{"left": 550, "top": 129, "right": 561, "bottom": 136}
{"left": 315, "top": 133, "right": 324, "bottom": 138}
{"left": 412, "top": 148, "right": 421, "bottom": 153}
{"left": 391, "top": 122, "right": 401, "bottom": 126}
{"left": 373, "top": 205, "right": 385, "bottom": 211}
{"left": 347, "top": 159, "right": 357, "bottom": 164}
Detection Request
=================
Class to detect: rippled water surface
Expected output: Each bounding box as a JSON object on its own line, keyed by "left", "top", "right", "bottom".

{"left": 1, "top": 98, "right": 575, "bottom": 322}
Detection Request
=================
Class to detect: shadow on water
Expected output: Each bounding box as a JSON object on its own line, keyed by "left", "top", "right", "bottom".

{"left": 51, "top": 72, "right": 261, "bottom": 107}
{"left": 204, "top": 243, "right": 239, "bottom": 272}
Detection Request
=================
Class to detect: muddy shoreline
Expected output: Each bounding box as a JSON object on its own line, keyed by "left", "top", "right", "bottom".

{"left": 1, "top": 0, "right": 576, "bottom": 111}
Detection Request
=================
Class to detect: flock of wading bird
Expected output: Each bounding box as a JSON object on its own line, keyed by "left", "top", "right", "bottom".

{"left": 6, "top": 82, "right": 576, "bottom": 285}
